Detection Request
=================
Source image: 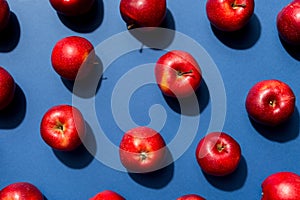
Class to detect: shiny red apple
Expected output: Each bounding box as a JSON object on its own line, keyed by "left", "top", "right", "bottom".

{"left": 195, "top": 132, "right": 241, "bottom": 176}
{"left": 40, "top": 104, "right": 86, "bottom": 151}
{"left": 89, "top": 190, "right": 125, "bottom": 200}
{"left": 277, "top": 0, "right": 300, "bottom": 45}
{"left": 119, "top": 0, "right": 167, "bottom": 29}
{"left": 177, "top": 194, "right": 206, "bottom": 200}
{"left": 245, "top": 79, "right": 295, "bottom": 126}
{"left": 0, "top": 66, "right": 15, "bottom": 110}
{"left": 0, "top": 182, "right": 44, "bottom": 200}
{"left": 154, "top": 50, "right": 202, "bottom": 98}
{"left": 261, "top": 172, "right": 300, "bottom": 200}
{"left": 49, "top": 0, "right": 95, "bottom": 16}
{"left": 51, "top": 36, "right": 95, "bottom": 80}
{"left": 206, "top": 0, "right": 255, "bottom": 31}
{"left": 0, "top": 0, "right": 10, "bottom": 31}
{"left": 119, "top": 126, "right": 166, "bottom": 173}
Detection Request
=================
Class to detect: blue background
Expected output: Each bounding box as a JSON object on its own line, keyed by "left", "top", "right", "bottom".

{"left": 0, "top": 0, "right": 300, "bottom": 199}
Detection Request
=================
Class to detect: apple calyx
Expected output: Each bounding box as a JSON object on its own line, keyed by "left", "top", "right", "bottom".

{"left": 55, "top": 122, "right": 65, "bottom": 132}
{"left": 140, "top": 151, "right": 148, "bottom": 161}
{"left": 216, "top": 143, "right": 227, "bottom": 152}
{"left": 269, "top": 100, "right": 276, "bottom": 107}
{"left": 177, "top": 70, "right": 193, "bottom": 76}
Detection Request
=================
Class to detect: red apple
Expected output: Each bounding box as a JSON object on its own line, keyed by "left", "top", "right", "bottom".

{"left": 51, "top": 36, "right": 95, "bottom": 80}
{"left": 0, "top": 67, "right": 15, "bottom": 110}
{"left": 206, "top": 0, "right": 255, "bottom": 31}
{"left": 195, "top": 132, "right": 241, "bottom": 176}
{"left": 177, "top": 194, "right": 206, "bottom": 200}
{"left": 49, "top": 0, "right": 95, "bottom": 16}
{"left": 154, "top": 50, "right": 202, "bottom": 98}
{"left": 119, "top": 126, "right": 166, "bottom": 173}
{"left": 245, "top": 79, "right": 295, "bottom": 126}
{"left": 277, "top": 0, "right": 300, "bottom": 45}
{"left": 40, "top": 104, "right": 85, "bottom": 151}
{"left": 0, "top": 182, "right": 44, "bottom": 200}
{"left": 90, "top": 190, "right": 125, "bottom": 200}
{"left": 119, "top": 0, "right": 167, "bottom": 29}
{"left": 261, "top": 172, "right": 300, "bottom": 200}
{"left": 0, "top": 0, "right": 10, "bottom": 31}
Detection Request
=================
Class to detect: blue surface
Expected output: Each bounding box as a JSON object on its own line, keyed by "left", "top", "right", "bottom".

{"left": 0, "top": 0, "right": 300, "bottom": 199}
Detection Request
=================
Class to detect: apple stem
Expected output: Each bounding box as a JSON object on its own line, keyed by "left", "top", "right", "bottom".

{"left": 269, "top": 100, "right": 276, "bottom": 107}
{"left": 231, "top": 3, "right": 246, "bottom": 8}
{"left": 177, "top": 70, "right": 193, "bottom": 76}
{"left": 127, "top": 24, "right": 136, "bottom": 30}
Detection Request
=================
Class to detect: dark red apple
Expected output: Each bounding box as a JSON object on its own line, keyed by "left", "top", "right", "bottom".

{"left": 195, "top": 132, "right": 241, "bottom": 176}
{"left": 177, "top": 194, "right": 206, "bottom": 200}
{"left": 277, "top": 0, "right": 300, "bottom": 45}
{"left": 0, "top": 0, "right": 10, "bottom": 31}
{"left": 0, "top": 182, "right": 44, "bottom": 200}
{"left": 40, "top": 104, "right": 85, "bottom": 151}
{"left": 261, "top": 172, "right": 300, "bottom": 200}
{"left": 119, "top": 126, "right": 166, "bottom": 173}
{"left": 49, "top": 0, "right": 95, "bottom": 16}
{"left": 51, "top": 36, "right": 95, "bottom": 80}
{"left": 90, "top": 190, "right": 125, "bottom": 200}
{"left": 119, "top": 0, "right": 167, "bottom": 29}
{"left": 155, "top": 50, "right": 202, "bottom": 98}
{"left": 206, "top": 0, "right": 255, "bottom": 31}
{"left": 245, "top": 79, "right": 295, "bottom": 126}
{"left": 0, "top": 67, "right": 15, "bottom": 110}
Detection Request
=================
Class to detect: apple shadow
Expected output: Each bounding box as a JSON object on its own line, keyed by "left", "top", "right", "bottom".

{"left": 0, "top": 84, "right": 26, "bottom": 129}
{"left": 57, "top": 0, "right": 104, "bottom": 33}
{"left": 128, "top": 148, "right": 174, "bottom": 189}
{"left": 128, "top": 9, "right": 176, "bottom": 51}
{"left": 203, "top": 156, "right": 248, "bottom": 191}
{"left": 211, "top": 14, "right": 261, "bottom": 50}
{"left": 249, "top": 107, "right": 300, "bottom": 143}
{"left": 0, "top": 12, "right": 21, "bottom": 52}
{"left": 62, "top": 55, "right": 104, "bottom": 98}
{"left": 53, "top": 122, "right": 96, "bottom": 169}
{"left": 163, "top": 79, "right": 210, "bottom": 116}
{"left": 279, "top": 37, "right": 300, "bottom": 61}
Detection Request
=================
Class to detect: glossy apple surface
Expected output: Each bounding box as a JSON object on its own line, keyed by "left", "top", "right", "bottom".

{"left": 0, "top": 67, "right": 15, "bottom": 110}
{"left": 177, "top": 194, "right": 206, "bottom": 200}
{"left": 195, "top": 132, "right": 241, "bottom": 176}
{"left": 0, "top": 0, "right": 10, "bottom": 31}
{"left": 245, "top": 79, "right": 295, "bottom": 126}
{"left": 51, "top": 36, "right": 95, "bottom": 80}
{"left": 119, "top": 0, "right": 166, "bottom": 28}
{"left": 277, "top": 0, "right": 300, "bottom": 45}
{"left": 40, "top": 104, "right": 86, "bottom": 151}
{"left": 206, "top": 0, "right": 255, "bottom": 31}
{"left": 0, "top": 182, "right": 44, "bottom": 200}
{"left": 155, "top": 50, "right": 202, "bottom": 98}
{"left": 261, "top": 172, "right": 300, "bottom": 200}
{"left": 49, "top": 0, "right": 95, "bottom": 16}
{"left": 119, "top": 126, "right": 166, "bottom": 173}
{"left": 90, "top": 190, "right": 125, "bottom": 200}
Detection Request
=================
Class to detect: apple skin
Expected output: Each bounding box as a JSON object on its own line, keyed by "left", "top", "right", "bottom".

{"left": 119, "top": 0, "right": 167, "bottom": 28}
{"left": 0, "top": 0, "right": 10, "bottom": 31}
{"left": 245, "top": 79, "right": 295, "bottom": 126}
{"left": 119, "top": 126, "right": 166, "bottom": 173}
{"left": 206, "top": 0, "right": 255, "bottom": 31}
{"left": 277, "top": 0, "right": 300, "bottom": 45}
{"left": 195, "top": 132, "right": 241, "bottom": 176}
{"left": 0, "top": 67, "right": 16, "bottom": 110}
{"left": 177, "top": 194, "right": 206, "bottom": 200}
{"left": 49, "top": 0, "right": 95, "bottom": 16}
{"left": 89, "top": 190, "right": 125, "bottom": 200}
{"left": 40, "top": 104, "right": 86, "bottom": 151}
{"left": 0, "top": 182, "right": 44, "bottom": 200}
{"left": 261, "top": 172, "right": 300, "bottom": 200}
{"left": 51, "top": 36, "right": 95, "bottom": 80}
{"left": 154, "top": 50, "right": 202, "bottom": 98}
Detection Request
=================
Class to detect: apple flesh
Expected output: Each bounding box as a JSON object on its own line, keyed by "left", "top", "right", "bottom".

{"left": 155, "top": 50, "right": 202, "bottom": 98}
{"left": 119, "top": 126, "right": 166, "bottom": 173}
{"left": 261, "top": 172, "right": 300, "bottom": 200}
{"left": 277, "top": 0, "right": 300, "bottom": 45}
{"left": 206, "top": 0, "right": 255, "bottom": 31}
{"left": 90, "top": 190, "right": 125, "bottom": 200}
{"left": 49, "top": 0, "right": 95, "bottom": 16}
{"left": 0, "top": 182, "right": 44, "bottom": 200}
{"left": 0, "top": 67, "right": 15, "bottom": 110}
{"left": 177, "top": 194, "right": 206, "bottom": 200}
{"left": 119, "top": 0, "right": 167, "bottom": 29}
{"left": 195, "top": 132, "right": 241, "bottom": 176}
{"left": 0, "top": 0, "right": 9, "bottom": 31}
{"left": 51, "top": 36, "right": 95, "bottom": 80}
{"left": 245, "top": 79, "right": 295, "bottom": 126}
{"left": 40, "top": 104, "right": 86, "bottom": 151}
